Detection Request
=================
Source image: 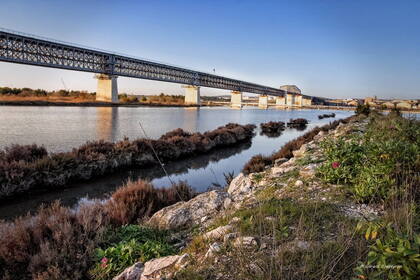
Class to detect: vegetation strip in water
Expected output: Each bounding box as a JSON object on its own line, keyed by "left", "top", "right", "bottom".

{"left": 0, "top": 123, "right": 256, "bottom": 199}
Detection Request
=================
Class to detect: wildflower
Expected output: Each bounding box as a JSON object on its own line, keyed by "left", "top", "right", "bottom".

{"left": 331, "top": 161, "right": 340, "bottom": 169}
{"left": 100, "top": 257, "right": 108, "bottom": 268}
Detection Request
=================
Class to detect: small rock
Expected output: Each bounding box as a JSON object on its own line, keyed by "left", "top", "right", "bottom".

{"left": 230, "top": 217, "right": 240, "bottom": 224}
{"left": 203, "top": 225, "right": 233, "bottom": 240}
{"left": 223, "top": 232, "right": 239, "bottom": 244}
{"left": 295, "top": 180, "right": 304, "bottom": 187}
{"left": 271, "top": 166, "right": 296, "bottom": 176}
{"left": 233, "top": 236, "right": 259, "bottom": 248}
{"left": 201, "top": 216, "right": 209, "bottom": 223}
{"left": 292, "top": 144, "right": 307, "bottom": 158}
{"left": 205, "top": 242, "right": 222, "bottom": 259}
{"left": 223, "top": 197, "right": 232, "bottom": 209}
{"left": 274, "top": 158, "right": 288, "bottom": 166}
{"left": 265, "top": 216, "right": 276, "bottom": 222}
{"left": 299, "top": 163, "right": 318, "bottom": 178}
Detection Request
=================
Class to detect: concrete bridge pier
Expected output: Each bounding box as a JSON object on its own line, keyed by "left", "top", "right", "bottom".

{"left": 276, "top": 96, "right": 286, "bottom": 107}
{"left": 286, "top": 92, "right": 294, "bottom": 107}
{"left": 258, "top": 94, "right": 268, "bottom": 109}
{"left": 95, "top": 74, "right": 118, "bottom": 102}
{"left": 230, "top": 91, "right": 242, "bottom": 108}
{"left": 295, "top": 94, "right": 303, "bottom": 107}
{"left": 303, "top": 97, "right": 312, "bottom": 107}
{"left": 183, "top": 85, "right": 200, "bottom": 105}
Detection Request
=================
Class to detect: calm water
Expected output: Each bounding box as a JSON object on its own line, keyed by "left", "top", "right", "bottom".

{"left": 0, "top": 106, "right": 352, "bottom": 219}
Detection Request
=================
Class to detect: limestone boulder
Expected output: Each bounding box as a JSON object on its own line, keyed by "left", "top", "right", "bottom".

{"left": 149, "top": 190, "right": 229, "bottom": 230}
{"left": 140, "top": 254, "right": 189, "bottom": 280}
{"left": 227, "top": 173, "right": 254, "bottom": 201}
{"left": 113, "top": 262, "right": 144, "bottom": 280}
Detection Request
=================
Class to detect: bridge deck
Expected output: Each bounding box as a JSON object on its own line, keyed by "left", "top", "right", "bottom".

{"left": 0, "top": 29, "right": 298, "bottom": 97}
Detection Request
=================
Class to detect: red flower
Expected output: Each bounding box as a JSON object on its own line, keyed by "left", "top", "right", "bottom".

{"left": 331, "top": 161, "right": 340, "bottom": 169}
{"left": 100, "top": 257, "right": 108, "bottom": 268}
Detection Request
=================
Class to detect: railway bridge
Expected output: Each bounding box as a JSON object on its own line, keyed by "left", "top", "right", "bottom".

{"left": 0, "top": 29, "right": 312, "bottom": 108}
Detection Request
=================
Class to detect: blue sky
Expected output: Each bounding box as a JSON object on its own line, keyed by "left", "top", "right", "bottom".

{"left": 0, "top": 0, "right": 419, "bottom": 99}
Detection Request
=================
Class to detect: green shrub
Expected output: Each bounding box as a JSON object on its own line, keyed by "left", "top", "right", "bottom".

{"left": 355, "top": 104, "right": 370, "bottom": 116}
{"left": 317, "top": 137, "right": 365, "bottom": 185}
{"left": 355, "top": 222, "right": 420, "bottom": 280}
{"left": 317, "top": 114, "right": 419, "bottom": 202}
{"left": 89, "top": 225, "right": 176, "bottom": 280}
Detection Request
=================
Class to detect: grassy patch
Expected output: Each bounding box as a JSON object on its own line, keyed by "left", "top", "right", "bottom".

{"left": 317, "top": 113, "right": 419, "bottom": 203}
{"left": 89, "top": 225, "right": 176, "bottom": 280}
{"left": 233, "top": 198, "right": 353, "bottom": 242}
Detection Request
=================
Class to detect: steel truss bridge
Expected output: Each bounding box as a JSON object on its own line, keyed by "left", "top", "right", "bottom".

{"left": 0, "top": 29, "right": 297, "bottom": 97}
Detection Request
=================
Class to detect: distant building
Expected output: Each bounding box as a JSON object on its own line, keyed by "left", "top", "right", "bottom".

{"left": 280, "top": 85, "right": 301, "bottom": 94}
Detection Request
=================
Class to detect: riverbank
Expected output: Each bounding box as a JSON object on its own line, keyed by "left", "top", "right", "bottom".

{"left": 1, "top": 112, "right": 418, "bottom": 279}
{"left": 0, "top": 123, "right": 255, "bottom": 200}
{"left": 0, "top": 100, "right": 203, "bottom": 107}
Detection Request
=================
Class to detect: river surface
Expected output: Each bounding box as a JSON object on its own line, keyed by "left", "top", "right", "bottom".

{"left": 0, "top": 106, "right": 352, "bottom": 220}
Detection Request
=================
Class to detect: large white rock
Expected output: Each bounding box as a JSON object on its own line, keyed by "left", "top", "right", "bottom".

{"left": 149, "top": 190, "right": 229, "bottom": 229}
{"left": 227, "top": 173, "right": 254, "bottom": 201}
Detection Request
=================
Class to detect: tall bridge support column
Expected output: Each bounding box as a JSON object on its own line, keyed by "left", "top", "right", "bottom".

{"left": 183, "top": 85, "right": 200, "bottom": 105}
{"left": 96, "top": 74, "right": 118, "bottom": 102}
{"left": 276, "top": 96, "right": 286, "bottom": 107}
{"left": 286, "top": 93, "right": 294, "bottom": 107}
{"left": 258, "top": 95, "right": 268, "bottom": 109}
{"left": 230, "top": 91, "right": 242, "bottom": 109}
{"left": 303, "top": 97, "right": 312, "bottom": 107}
{"left": 295, "top": 94, "right": 303, "bottom": 107}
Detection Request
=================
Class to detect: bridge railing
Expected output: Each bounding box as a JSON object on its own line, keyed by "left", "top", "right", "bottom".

{"left": 0, "top": 28, "right": 293, "bottom": 96}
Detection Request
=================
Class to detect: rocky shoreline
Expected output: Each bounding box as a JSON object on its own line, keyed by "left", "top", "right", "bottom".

{"left": 109, "top": 115, "right": 384, "bottom": 280}
{"left": 1, "top": 112, "right": 417, "bottom": 279}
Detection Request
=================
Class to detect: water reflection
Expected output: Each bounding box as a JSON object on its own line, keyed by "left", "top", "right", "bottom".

{"left": 0, "top": 140, "right": 252, "bottom": 220}
{"left": 0, "top": 106, "right": 354, "bottom": 220}
{"left": 96, "top": 107, "right": 119, "bottom": 141}
{"left": 182, "top": 107, "right": 200, "bottom": 132}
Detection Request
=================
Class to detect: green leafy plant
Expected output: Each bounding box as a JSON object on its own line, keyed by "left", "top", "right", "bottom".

{"left": 354, "top": 222, "right": 420, "bottom": 280}
{"left": 89, "top": 225, "right": 176, "bottom": 280}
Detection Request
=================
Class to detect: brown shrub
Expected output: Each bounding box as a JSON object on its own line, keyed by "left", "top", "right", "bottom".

{"left": 260, "top": 121, "right": 285, "bottom": 133}
{"left": 1, "top": 144, "right": 47, "bottom": 163}
{"left": 287, "top": 118, "right": 309, "bottom": 128}
{"left": 0, "top": 179, "right": 194, "bottom": 279}
{"left": 106, "top": 180, "right": 195, "bottom": 225}
{"left": 242, "top": 154, "right": 273, "bottom": 175}
{"left": 73, "top": 140, "right": 115, "bottom": 161}
{"left": 0, "top": 200, "right": 108, "bottom": 279}
{"left": 167, "top": 136, "right": 196, "bottom": 157}
{"left": 160, "top": 128, "right": 192, "bottom": 140}
{"left": 0, "top": 123, "right": 255, "bottom": 199}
